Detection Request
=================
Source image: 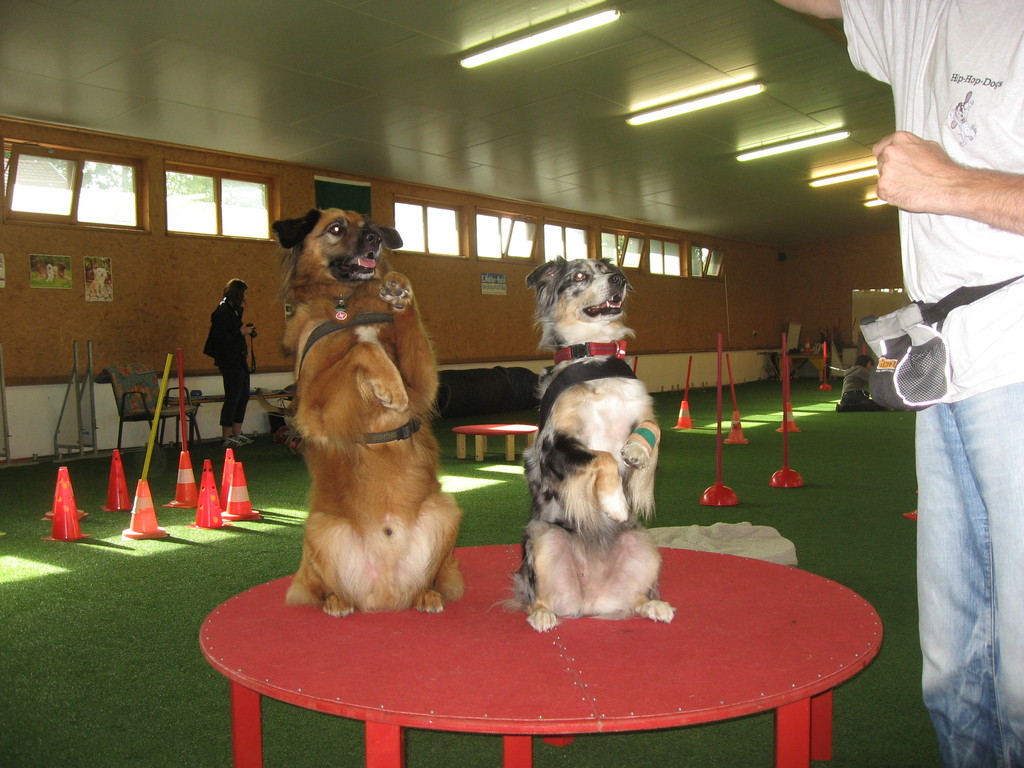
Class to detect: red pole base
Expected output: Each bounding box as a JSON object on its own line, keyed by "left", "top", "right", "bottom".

{"left": 700, "top": 481, "right": 739, "bottom": 506}
{"left": 769, "top": 466, "right": 805, "bottom": 488}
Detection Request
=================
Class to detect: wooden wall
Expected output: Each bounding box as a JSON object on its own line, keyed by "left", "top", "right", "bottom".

{"left": 781, "top": 227, "right": 904, "bottom": 350}
{"left": 0, "top": 116, "right": 899, "bottom": 384}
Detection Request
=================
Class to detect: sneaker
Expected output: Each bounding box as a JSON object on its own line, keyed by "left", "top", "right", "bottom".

{"left": 234, "top": 434, "right": 254, "bottom": 445}
{"left": 222, "top": 435, "right": 245, "bottom": 448}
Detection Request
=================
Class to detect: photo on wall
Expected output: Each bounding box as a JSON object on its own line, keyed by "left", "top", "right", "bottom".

{"left": 84, "top": 256, "right": 113, "bottom": 302}
{"left": 29, "top": 254, "right": 72, "bottom": 289}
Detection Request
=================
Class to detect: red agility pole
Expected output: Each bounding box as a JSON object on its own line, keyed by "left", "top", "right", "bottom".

{"left": 674, "top": 356, "right": 694, "bottom": 430}
{"left": 176, "top": 347, "right": 188, "bottom": 447}
{"left": 770, "top": 333, "right": 804, "bottom": 488}
{"left": 164, "top": 347, "right": 198, "bottom": 509}
{"left": 819, "top": 340, "right": 832, "bottom": 391}
{"left": 701, "top": 334, "right": 738, "bottom": 506}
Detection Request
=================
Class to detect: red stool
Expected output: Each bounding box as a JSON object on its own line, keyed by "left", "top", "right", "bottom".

{"left": 451, "top": 424, "right": 538, "bottom": 461}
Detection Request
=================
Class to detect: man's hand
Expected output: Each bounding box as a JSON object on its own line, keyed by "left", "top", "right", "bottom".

{"left": 873, "top": 131, "right": 1024, "bottom": 236}
{"left": 873, "top": 132, "right": 961, "bottom": 214}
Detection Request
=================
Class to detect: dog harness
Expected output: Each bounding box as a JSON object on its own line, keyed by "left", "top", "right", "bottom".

{"left": 553, "top": 340, "right": 627, "bottom": 363}
{"left": 297, "top": 311, "right": 420, "bottom": 445}
{"left": 298, "top": 312, "right": 394, "bottom": 371}
{"left": 538, "top": 356, "right": 637, "bottom": 427}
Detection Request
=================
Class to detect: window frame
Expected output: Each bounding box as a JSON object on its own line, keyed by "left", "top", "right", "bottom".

{"left": 649, "top": 237, "right": 683, "bottom": 277}
{"left": 164, "top": 162, "right": 275, "bottom": 240}
{"left": 542, "top": 221, "right": 589, "bottom": 262}
{"left": 474, "top": 209, "right": 538, "bottom": 261}
{"left": 3, "top": 141, "right": 144, "bottom": 230}
{"left": 393, "top": 198, "right": 463, "bottom": 257}
{"left": 690, "top": 244, "right": 725, "bottom": 278}
{"left": 600, "top": 230, "right": 645, "bottom": 269}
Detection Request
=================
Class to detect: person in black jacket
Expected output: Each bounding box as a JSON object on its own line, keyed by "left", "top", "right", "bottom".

{"left": 832, "top": 355, "right": 887, "bottom": 412}
{"left": 204, "top": 278, "right": 254, "bottom": 447}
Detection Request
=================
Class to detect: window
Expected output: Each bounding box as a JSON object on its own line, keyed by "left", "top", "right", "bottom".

{"left": 690, "top": 245, "right": 724, "bottom": 278}
{"left": 476, "top": 212, "right": 536, "bottom": 259}
{"left": 394, "top": 201, "right": 460, "bottom": 256}
{"left": 165, "top": 166, "right": 270, "bottom": 239}
{"left": 543, "top": 223, "right": 587, "bottom": 261}
{"left": 4, "top": 143, "right": 140, "bottom": 228}
{"left": 600, "top": 232, "right": 643, "bottom": 268}
{"left": 649, "top": 239, "right": 682, "bottom": 276}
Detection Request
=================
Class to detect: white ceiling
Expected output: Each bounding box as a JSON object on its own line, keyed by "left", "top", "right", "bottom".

{"left": 0, "top": 0, "right": 898, "bottom": 248}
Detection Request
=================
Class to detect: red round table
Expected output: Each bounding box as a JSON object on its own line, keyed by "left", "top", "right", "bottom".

{"left": 200, "top": 545, "right": 881, "bottom": 767}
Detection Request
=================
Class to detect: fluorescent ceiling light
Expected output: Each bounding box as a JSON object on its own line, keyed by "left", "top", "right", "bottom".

{"left": 736, "top": 130, "right": 850, "bottom": 162}
{"left": 809, "top": 167, "right": 879, "bottom": 187}
{"left": 460, "top": 9, "right": 621, "bottom": 68}
{"left": 626, "top": 83, "right": 766, "bottom": 125}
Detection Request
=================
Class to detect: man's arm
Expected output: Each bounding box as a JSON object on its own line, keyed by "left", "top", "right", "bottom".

{"left": 772, "top": 0, "right": 843, "bottom": 19}
{"left": 874, "top": 132, "right": 1024, "bottom": 237}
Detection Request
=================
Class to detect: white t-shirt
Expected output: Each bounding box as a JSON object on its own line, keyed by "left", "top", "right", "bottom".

{"left": 842, "top": 0, "right": 1024, "bottom": 401}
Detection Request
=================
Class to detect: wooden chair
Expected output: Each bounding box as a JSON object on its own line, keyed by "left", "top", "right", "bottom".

{"left": 97, "top": 364, "right": 200, "bottom": 449}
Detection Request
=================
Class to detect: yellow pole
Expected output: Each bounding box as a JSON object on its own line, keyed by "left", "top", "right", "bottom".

{"left": 141, "top": 354, "right": 174, "bottom": 481}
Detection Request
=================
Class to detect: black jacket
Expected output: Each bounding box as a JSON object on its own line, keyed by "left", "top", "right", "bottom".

{"left": 204, "top": 301, "right": 247, "bottom": 369}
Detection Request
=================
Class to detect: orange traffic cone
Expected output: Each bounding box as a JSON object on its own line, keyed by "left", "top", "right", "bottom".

{"left": 673, "top": 399, "right": 693, "bottom": 430}
{"left": 776, "top": 402, "right": 801, "bottom": 433}
{"left": 102, "top": 449, "right": 132, "bottom": 512}
{"left": 43, "top": 465, "right": 87, "bottom": 521}
{"left": 122, "top": 479, "right": 169, "bottom": 540}
{"left": 164, "top": 450, "right": 199, "bottom": 509}
{"left": 724, "top": 409, "right": 749, "bottom": 444}
{"left": 191, "top": 459, "right": 227, "bottom": 529}
{"left": 220, "top": 448, "right": 236, "bottom": 509}
{"left": 43, "top": 466, "right": 89, "bottom": 542}
{"left": 222, "top": 461, "right": 261, "bottom": 521}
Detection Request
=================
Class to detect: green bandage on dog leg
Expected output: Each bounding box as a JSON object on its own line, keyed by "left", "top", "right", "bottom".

{"left": 628, "top": 421, "right": 659, "bottom": 453}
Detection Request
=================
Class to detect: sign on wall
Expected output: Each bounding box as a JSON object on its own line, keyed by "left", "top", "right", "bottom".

{"left": 481, "top": 272, "right": 506, "bottom": 295}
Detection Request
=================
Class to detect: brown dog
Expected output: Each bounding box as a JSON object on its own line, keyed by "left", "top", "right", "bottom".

{"left": 272, "top": 208, "right": 463, "bottom": 616}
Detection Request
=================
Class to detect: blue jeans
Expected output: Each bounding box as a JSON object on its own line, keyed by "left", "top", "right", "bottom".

{"left": 917, "top": 384, "right": 1024, "bottom": 767}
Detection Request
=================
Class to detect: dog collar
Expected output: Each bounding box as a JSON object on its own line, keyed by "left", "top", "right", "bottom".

{"left": 553, "top": 341, "right": 627, "bottom": 363}
{"left": 363, "top": 418, "right": 421, "bottom": 444}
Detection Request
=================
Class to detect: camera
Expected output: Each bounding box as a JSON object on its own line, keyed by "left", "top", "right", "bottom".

{"left": 246, "top": 323, "right": 257, "bottom": 338}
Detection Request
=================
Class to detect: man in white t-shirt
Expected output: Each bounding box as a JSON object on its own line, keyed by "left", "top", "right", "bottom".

{"left": 774, "top": 2, "right": 1024, "bottom": 766}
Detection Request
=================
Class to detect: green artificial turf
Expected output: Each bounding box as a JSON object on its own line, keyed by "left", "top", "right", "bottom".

{"left": 0, "top": 379, "right": 938, "bottom": 767}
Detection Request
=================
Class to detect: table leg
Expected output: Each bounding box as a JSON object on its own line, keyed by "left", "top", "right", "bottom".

{"left": 810, "top": 690, "right": 833, "bottom": 760}
{"left": 474, "top": 435, "right": 485, "bottom": 461}
{"left": 365, "top": 721, "right": 405, "bottom": 768}
{"left": 774, "top": 697, "right": 811, "bottom": 768}
{"left": 456, "top": 434, "right": 467, "bottom": 460}
{"left": 542, "top": 736, "right": 574, "bottom": 747}
{"left": 229, "top": 681, "right": 263, "bottom": 768}
{"left": 503, "top": 735, "right": 532, "bottom": 768}
{"left": 504, "top": 435, "right": 516, "bottom": 461}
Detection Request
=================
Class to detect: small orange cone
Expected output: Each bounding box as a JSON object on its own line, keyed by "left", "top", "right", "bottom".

{"left": 43, "top": 466, "right": 89, "bottom": 542}
{"left": 724, "top": 409, "right": 749, "bottom": 444}
{"left": 102, "top": 449, "right": 132, "bottom": 512}
{"left": 191, "top": 460, "right": 227, "bottom": 529}
{"left": 220, "top": 448, "right": 236, "bottom": 509}
{"left": 673, "top": 399, "right": 693, "bottom": 430}
{"left": 222, "top": 461, "right": 261, "bottom": 521}
{"left": 43, "top": 466, "right": 87, "bottom": 521}
{"left": 776, "top": 402, "right": 801, "bottom": 433}
{"left": 163, "top": 450, "right": 199, "bottom": 509}
{"left": 122, "top": 479, "right": 169, "bottom": 540}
